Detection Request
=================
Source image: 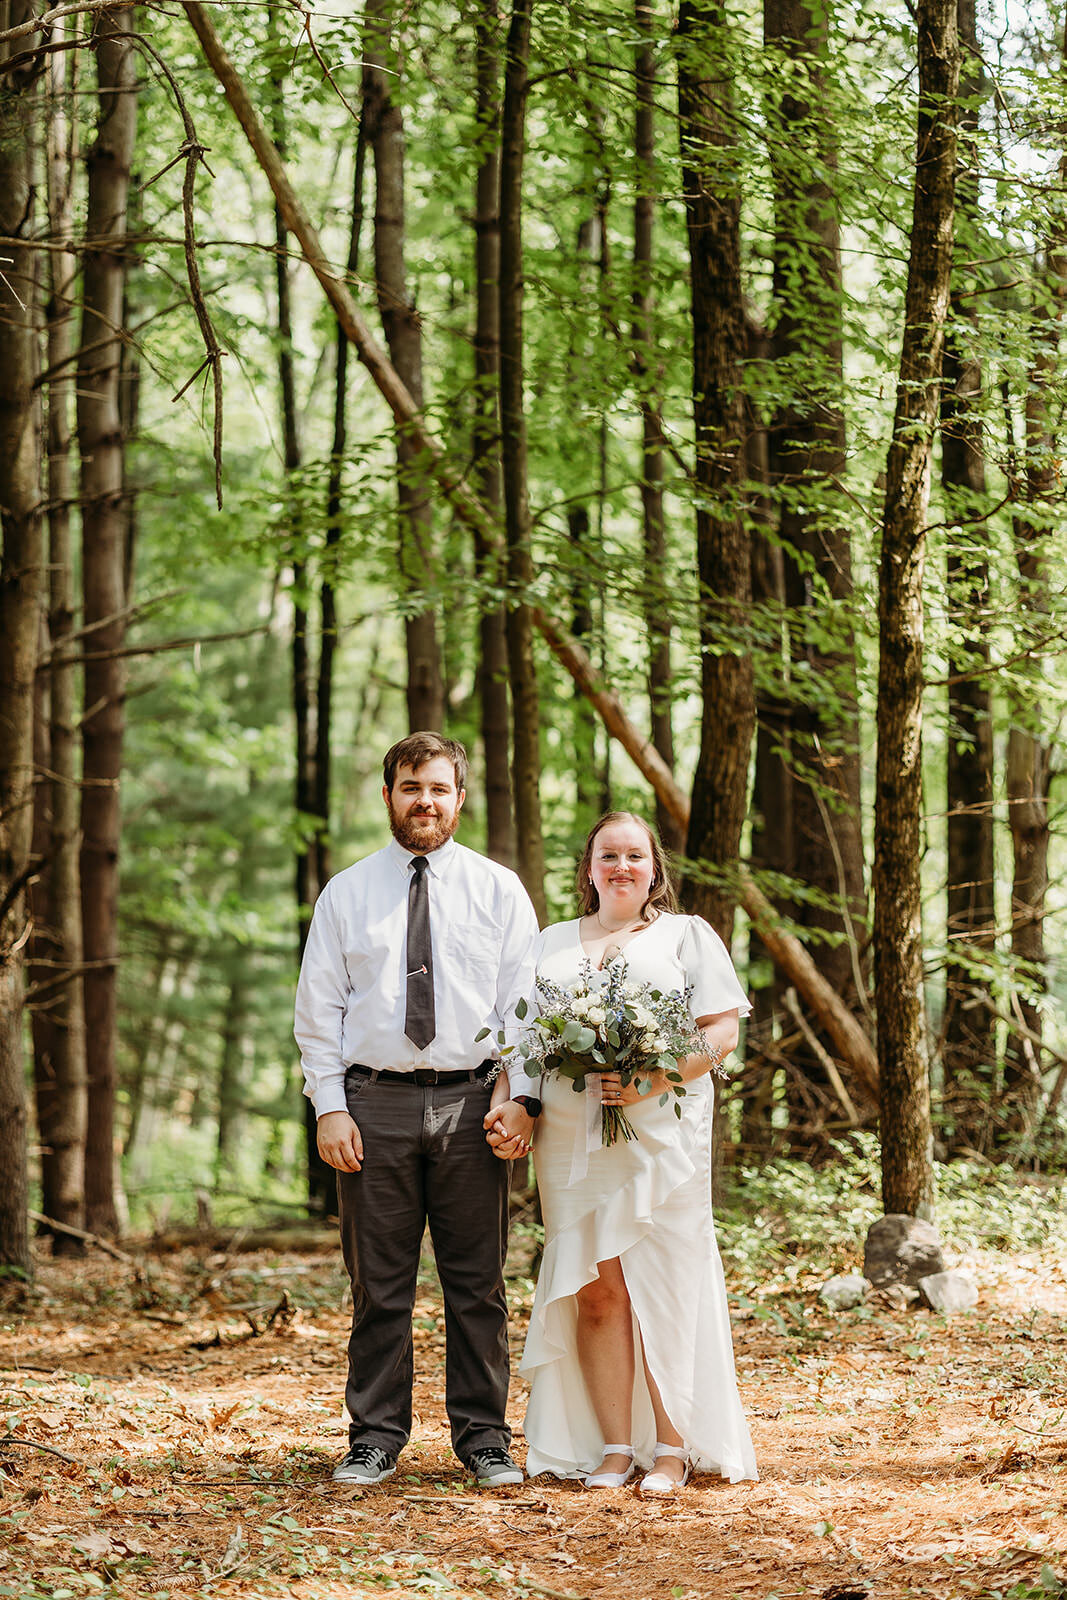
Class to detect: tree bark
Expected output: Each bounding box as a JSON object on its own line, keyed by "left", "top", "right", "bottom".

{"left": 472, "top": 0, "right": 516, "bottom": 868}
{"left": 499, "top": 0, "right": 547, "bottom": 920}
{"left": 633, "top": 0, "right": 682, "bottom": 856}
{"left": 765, "top": 0, "right": 866, "bottom": 1009}
{"left": 874, "top": 0, "right": 958, "bottom": 1219}
{"left": 0, "top": 0, "right": 42, "bottom": 1275}
{"left": 78, "top": 5, "right": 138, "bottom": 1237}
{"left": 1003, "top": 43, "right": 1066, "bottom": 1138}
{"left": 363, "top": 0, "right": 443, "bottom": 733}
{"left": 30, "top": 24, "right": 87, "bottom": 1250}
{"left": 677, "top": 1, "right": 755, "bottom": 941}
{"left": 939, "top": 0, "right": 995, "bottom": 1146}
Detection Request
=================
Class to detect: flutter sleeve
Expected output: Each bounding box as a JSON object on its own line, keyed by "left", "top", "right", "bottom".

{"left": 677, "top": 914, "right": 752, "bottom": 1020}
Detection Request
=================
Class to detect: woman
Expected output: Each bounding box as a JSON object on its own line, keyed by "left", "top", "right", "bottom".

{"left": 494, "top": 812, "right": 757, "bottom": 1494}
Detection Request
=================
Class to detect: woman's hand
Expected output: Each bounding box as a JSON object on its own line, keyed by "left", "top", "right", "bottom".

{"left": 599, "top": 1069, "right": 668, "bottom": 1107}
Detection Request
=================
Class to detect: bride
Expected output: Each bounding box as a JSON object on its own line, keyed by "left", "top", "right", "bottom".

{"left": 488, "top": 811, "right": 757, "bottom": 1494}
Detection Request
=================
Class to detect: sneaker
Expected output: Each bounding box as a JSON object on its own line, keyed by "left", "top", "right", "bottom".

{"left": 468, "top": 1447, "right": 523, "bottom": 1487}
{"left": 333, "top": 1442, "right": 397, "bottom": 1484}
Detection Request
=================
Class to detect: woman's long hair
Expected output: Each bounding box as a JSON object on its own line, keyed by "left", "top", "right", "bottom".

{"left": 575, "top": 811, "right": 678, "bottom": 922}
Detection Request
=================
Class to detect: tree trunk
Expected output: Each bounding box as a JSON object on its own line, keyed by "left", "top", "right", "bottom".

{"left": 31, "top": 25, "right": 87, "bottom": 1251}
{"left": 362, "top": 0, "right": 443, "bottom": 733}
{"left": 1003, "top": 51, "right": 1066, "bottom": 1139}
{"left": 0, "top": 2, "right": 42, "bottom": 1275}
{"left": 677, "top": 1, "right": 755, "bottom": 941}
{"left": 939, "top": 0, "right": 995, "bottom": 1148}
{"left": 764, "top": 0, "right": 868, "bottom": 1130}
{"left": 472, "top": 0, "right": 516, "bottom": 867}
{"left": 633, "top": 1, "right": 682, "bottom": 857}
{"left": 499, "top": 0, "right": 547, "bottom": 920}
{"left": 78, "top": 5, "right": 139, "bottom": 1237}
{"left": 874, "top": 0, "right": 958, "bottom": 1219}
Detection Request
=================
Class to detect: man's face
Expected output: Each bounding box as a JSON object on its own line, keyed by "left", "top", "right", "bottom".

{"left": 384, "top": 757, "right": 465, "bottom": 854}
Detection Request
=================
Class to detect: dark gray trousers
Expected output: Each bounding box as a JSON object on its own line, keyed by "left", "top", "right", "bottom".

{"left": 336, "top": 1069, "right": 511, "bottom": 1463}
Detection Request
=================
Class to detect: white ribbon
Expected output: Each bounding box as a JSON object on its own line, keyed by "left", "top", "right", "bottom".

{"left": 568, "top": 1073, "right": 604, "bottom": 1185}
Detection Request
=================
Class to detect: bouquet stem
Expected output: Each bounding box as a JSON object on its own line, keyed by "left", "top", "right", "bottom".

{"left": 601, "top": 1105, "right": 638, "bottom": 1145}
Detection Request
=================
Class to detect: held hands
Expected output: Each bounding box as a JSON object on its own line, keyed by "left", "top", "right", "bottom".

{"left": 483, "top": 1100, "right": 535, "bottom": 1161}
{"left": 317, "top": 1110, "right": 364, "bottom": 1172}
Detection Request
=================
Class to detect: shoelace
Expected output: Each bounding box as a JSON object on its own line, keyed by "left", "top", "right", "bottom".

{"left": 471, "top": 1448, "right": 513, "bottom": 1466}
{"left": 348, "top": 1444, "right": 390, "bottom": 1467}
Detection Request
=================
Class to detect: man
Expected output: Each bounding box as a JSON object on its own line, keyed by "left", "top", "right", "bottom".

{"left": 295, "top": 732, "right": 539, "bottom": 1487}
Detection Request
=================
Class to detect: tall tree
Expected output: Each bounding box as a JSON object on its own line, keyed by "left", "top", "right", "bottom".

{"left": 677, "top": 1, "right": 755, "bottom": 940}
{"left": 633, "top": 0, "right": 683, "bottom": 857}
{"left": 499, "top": 0, "right": 547, "bottom": 919}
{"left": 765, "top": 0, "right": 866, "bottom": 1007}
{"left": 1003, "top": 20, "right": 1066, "bottom": 1140}
{"left": 939, "top": 0, "right": 995, "bottom": 1145}
{"left": 363, "top": 0, "right": 444, "bottom": 733}
{"left": 30, "top": 23, "right": 87, "bottom": 1249}
{"left": 472, "top": 0, "right": 516, "bottom": 868}
{"left": 874, "top": 0, "right": 959, "bottom": 1219}
{"left": 77, "top": 5, "right": 139, "bottom": 1236}
{"left": 0, "top": 0, "right": 42, "bottom": 1275}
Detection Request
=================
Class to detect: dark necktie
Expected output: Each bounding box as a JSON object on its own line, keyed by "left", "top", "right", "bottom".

{"left": 405, "top": 856, "right": 436, "bottom": 1049}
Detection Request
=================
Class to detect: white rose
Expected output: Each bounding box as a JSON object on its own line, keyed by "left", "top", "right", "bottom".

{"left": 571, "top": 997, "right": 590, "bottom": 1017}
{"left": 586, "top": 1006, "right": 607, "bottom": 1027}
{"left": 640, "top": 1031, "right": 658, "bottom": 1052}
{"left": 630, "top": 1004, "right": 654, "bottom": 1029}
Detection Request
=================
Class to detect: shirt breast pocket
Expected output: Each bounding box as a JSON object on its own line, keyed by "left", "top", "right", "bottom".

{"left": 444, "top": 925, "right": 501, "bottom": 987}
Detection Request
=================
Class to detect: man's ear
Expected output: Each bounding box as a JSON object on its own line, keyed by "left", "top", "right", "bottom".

{"left": 382, "top": 783, "right": 391, "bottom": 809}
{"left": 457, "top": 787, "right": 467, "bottom": 813}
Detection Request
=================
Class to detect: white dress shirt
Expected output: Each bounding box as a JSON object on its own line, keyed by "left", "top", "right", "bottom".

{"left": 295, "top": 836, "right": 540, "bottom": 1116}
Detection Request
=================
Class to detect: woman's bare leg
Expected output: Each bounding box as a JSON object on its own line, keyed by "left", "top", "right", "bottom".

{"left": 640, "top": 1333, "right": 687, "bottom": 1483}
{"left": 576, "top": 1257, "right": 634, "bottom": 1473}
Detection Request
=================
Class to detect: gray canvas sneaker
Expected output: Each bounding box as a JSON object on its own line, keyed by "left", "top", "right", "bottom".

{"left": 333, "top": 1442, "right": 397, "bottom": 1484}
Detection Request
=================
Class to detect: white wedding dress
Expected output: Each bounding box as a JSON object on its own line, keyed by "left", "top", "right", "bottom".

{"left": 521, "top": 912, "right": 758, "bottom": 1482}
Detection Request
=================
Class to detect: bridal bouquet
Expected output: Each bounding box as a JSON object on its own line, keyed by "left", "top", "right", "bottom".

{"left": 518, "top": 959, "right": 712, "bottom": 1146}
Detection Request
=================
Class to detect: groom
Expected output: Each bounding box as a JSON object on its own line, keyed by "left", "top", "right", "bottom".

{"left": 294, "top": 732, "right": 539, "bottom": 1487}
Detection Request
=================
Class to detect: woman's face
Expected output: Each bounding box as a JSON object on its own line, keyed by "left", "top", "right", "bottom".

{"left": 588, "top": 819, "right": 655, "bottom": 916}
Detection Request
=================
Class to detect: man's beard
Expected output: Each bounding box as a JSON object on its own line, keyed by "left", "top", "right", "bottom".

{"left": 388, "top": 803, "right": 460, "bottom": 855}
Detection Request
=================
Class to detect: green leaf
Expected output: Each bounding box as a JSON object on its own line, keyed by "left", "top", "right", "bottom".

{"left": 515, "top": 996, "right": 528, "bottom": 1020}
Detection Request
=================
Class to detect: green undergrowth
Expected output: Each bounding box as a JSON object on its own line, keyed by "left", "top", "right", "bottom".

{"left": 715, "top": 1133, "right": 1067, "bottom": 1280}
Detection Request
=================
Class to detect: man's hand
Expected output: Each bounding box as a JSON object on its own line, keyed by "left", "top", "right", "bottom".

{"left": 483, "top": 1100, "right": 535, "bottom": 1161}
{"left": 317, "top": 1111, "right": 364, "bottom": 1172}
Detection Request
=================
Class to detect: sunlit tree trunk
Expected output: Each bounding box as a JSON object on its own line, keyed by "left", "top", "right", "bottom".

{"left": 363, "top": 0, "right": 444, "bottom": 733}
{"left": 500, "top": 0, "right": 547, "bottom": 919}
{"left": 1003, "top": 41, "right": 1065, "bottom": 1139}
{"left": 677, "top": 0, "right": 754, "bottom": 941}
{"left": 874, "top": 0, "right": 958, "bottom": 1220}
{"left": 472, "top": 0, "right": 516, "bottom": 867}
{"left": 78, "top": 6, "right": 139, "bottom": 1236}
{"left": 30, "top": 27, "right": 87, "bottom": 1250}
{"left": 634, "top": 0, "right": 682, "bottom": 856}
{"left": 939, "top": 0, "right": 995, "bottom": 1147}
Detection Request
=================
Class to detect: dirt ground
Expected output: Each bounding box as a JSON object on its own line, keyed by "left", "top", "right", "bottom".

{"left": 1, "top": 1235, "right": 1065, "bottom": 1600}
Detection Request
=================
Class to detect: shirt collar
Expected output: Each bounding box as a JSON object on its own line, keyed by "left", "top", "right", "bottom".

{"left": 386, "top": 835, "right": 457, "bottom": 880}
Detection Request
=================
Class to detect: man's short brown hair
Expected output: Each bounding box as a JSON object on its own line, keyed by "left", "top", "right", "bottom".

{"left": 383, "top": 732, "right": 468, "bottom": 793}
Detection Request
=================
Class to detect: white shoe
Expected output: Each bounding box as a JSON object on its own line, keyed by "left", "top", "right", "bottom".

{"left": 639, "top": 1443, "right": 690, "bottom": 1496}
{"left": 583, "top": 1445, "right": 635, "bottom": 1488}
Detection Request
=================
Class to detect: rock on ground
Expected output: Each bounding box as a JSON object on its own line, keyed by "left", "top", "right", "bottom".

{"left": 819, "top": 1274, "right": 869, "bottom": 1312}
{"left": 864, "top": 1213, "right": 945, "bottom": 1287}
{"left": 918, "top": 1269, "right": 978, "bottom": 1314}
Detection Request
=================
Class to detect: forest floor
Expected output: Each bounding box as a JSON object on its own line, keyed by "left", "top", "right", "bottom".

{"left": 1, "top": 1223, "right": 1065, "bottom": 1600}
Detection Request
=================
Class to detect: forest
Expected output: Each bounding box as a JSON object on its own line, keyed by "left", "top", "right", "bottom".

{"left": 2, "top": 0, "right": 1067, "bottom": 1595}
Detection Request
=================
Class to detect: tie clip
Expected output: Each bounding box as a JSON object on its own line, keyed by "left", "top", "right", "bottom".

{"left": 406, "top": 964, "right": 428, "bottom": 977}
